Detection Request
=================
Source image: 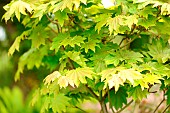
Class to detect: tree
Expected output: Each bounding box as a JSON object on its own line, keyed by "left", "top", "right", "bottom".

{"left": 2, "top": 0, "right": 170, "bottom": 112}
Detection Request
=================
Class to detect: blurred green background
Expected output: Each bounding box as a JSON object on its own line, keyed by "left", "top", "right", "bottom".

{"left": 0, "top": 1, "right": 47, "bottom": 112}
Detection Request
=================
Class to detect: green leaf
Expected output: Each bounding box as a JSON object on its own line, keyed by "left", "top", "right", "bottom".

{"left": 54, "top": 10, "right": 68, "bottom": 27}
{"left": 66, "top": 67, "right": 94, "bottom": 87}
{"left": 50, "top": 33, "right": 68, "bottom": 53}
{"left": 105, "top": 87, "right": 128, "bottom": 110}
{"left": 138, "top": 6, "right": 155, "bottom": 19}
{"left": 95, "top": 14, "right": 110, "bottom": 33}
{"left": 65, "top": 51, "right": 87, "bottom": 67}
{"left": 61, "top": 36, "right": 85, "bottom": 48}
{"left": 148, "top": 39, "right": 170, "bottom": 63}
{"left": 29, "top": 25, "right": 48, "bottom": 48}
{"left": 105, "top": 50, "right": 143, "bottom": 65}
{"left": 166, "top": 89, "right": 170, "bottom": 105}
{"left": 15, "top": 46, "right": 48, "bottom": 81}
{"left": 40, "top": 96, "right": 51, "bottom": 113}
{"left": 137, "top": 15, "right": 157, "bottom": 29}
{"left": 51, "top": 94, "right": 71, "bottom": 113}
{"left": 81, "top": 38, "right": 100, "bottom": 53}
{"left": 8, "top": 30, "right": 31, "bottom": 56}
{"left": 128, "top": 86, "right": 148, "bottom": 100}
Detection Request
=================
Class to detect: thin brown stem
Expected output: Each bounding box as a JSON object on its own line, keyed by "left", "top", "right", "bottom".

{"left": 120, "top": 37, "right": 136, "bottom": 49}
{"left": 85, "top": 84, "right": 99, "bottom": 100}
{"left": 117, "top": 100, "right": 133, "bottom": 113}
{"left": 46, "top": 14, "right": 58, "bottom": 24}
{"left": 47, "top": 26, "right": 58, "bottom": 34}
{"left": 74, "top": 106, "right": 87, "bottom": 113}
{"left": 153, "top": 91, "right": 165, "bottom": 113}
{"left": 162, "top": 105, "right": 170, "bottom": 113}
{"left": 100, "top": 101, "right": 108, "bottom": 113}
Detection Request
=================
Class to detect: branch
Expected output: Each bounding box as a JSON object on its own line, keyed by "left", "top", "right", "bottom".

{"left": 68, "top": 15, "right": 84, "bottom": 31}
{"left": 100, "top": 101, "right": 108, "bottom": 113}
{"left": 117, "top": 100, "right": 133, "bottom": 113}
{"left": 120, "top": 37, "right": 136, "bottom": 49}
{"left": 74, "top": 106, "right": 87, "bottom": 113}
{"left": 162, "top": 104, "right": 170, "bottom": 113}
{"left": 153, "top": 91, "right": 166, "bottom": 113}
{"left": 46, "top": 14, "right": 58, "bottom": 24}
{"left": 85, "top": 84, "right": 99, "bottom": 100}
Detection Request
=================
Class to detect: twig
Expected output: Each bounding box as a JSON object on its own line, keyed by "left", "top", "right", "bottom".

{"left": 117, "top": 100, "right": 133, "bottom": 113}
{"left": 148, "top": 84, "right": 157, "bottom": 93}
{"left": 74, "top": 106, "right": 87, "bottom": 113}
{"left": 100, "top": 101, "right": 108, "bottom": 113}
{"left": 162, "top": 104, "right": 170, "bottom": 113}
{"left": 68, "top": 15, "right": 84, "bottom": 31}
{"left": 47, "top": 25, "right": 58, "bottom": 34}
{"left": 85, "top": 84, "right": 99, "bottom": 100}
{"left": 120, "top": 37, "right": 136, "bottom": 49}
{"left": 46, "top": 14, "right": 58, "bottom": 24}
{"left": 153, "top": 91, "right": 165, "bottom": 113}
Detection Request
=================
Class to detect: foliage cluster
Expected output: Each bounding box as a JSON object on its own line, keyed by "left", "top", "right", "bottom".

{"left": 3, "top": 0, "right": 170, "bottom": 112}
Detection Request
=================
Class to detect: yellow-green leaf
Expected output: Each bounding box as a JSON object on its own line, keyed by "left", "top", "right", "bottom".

{"left": 44, "top": 71, "right": 61, "bottom": 86}
{"left": 66, "top": 67, "right": 94, "bottom": 87}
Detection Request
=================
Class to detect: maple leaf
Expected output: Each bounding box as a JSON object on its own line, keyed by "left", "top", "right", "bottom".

{"left": 65, "top": 51, "right": 87, "bottom": 67}
{"left": 138, "top": 6, "right": 155, "bottom": 19}
{"left": 50, "top": 33, "right": 68, "bottom": 53}
{"left": 106, "top": 16, "right": 124, "bottom": 35}
{"left": 29, "top": 25, "right": 48, "bottom": 48}
{"left": 105, "top": 87, "right": 128, "bottom": 110}
{"left": 81, "top": 38, "right": 100, "bottom": 53}
{"left": 124, "top": 15, "right": 138, "bottom": 30}
{"left": 61, "top": 36, "right": 85, "bottom": 48}
{"left": 53, "top": 0, "right": 72, "bottom": 12}
{"left": 57, "top": 76, "right": 74, "bottom": 88}
{"left": 51, "top": 94, "right": 71, "bottom": 113}
{"left": 128, "top": 86, "right": 148, "bottom": 100}
{"left": 95, "top": 14, "right": 110, "bottom": 33}
{"left": 54, "top": 10, "right": 68, "bottom": 27}
{"left": 31, "top": 3, "right": 49, "bottom": 20}
{"left": 44, "top": 71, "right": 61, "bottom": 86}
{"left": 15, "top": 46, "right": 48, "bottom": 81}
{"left": 148, "top": 39, "right": 170, "bottom": 63}
{"left": 105, "top": 50, "right": 143, "bottom": 66}
{"left": 2, "top": 0, "right": 33, "bottom": 22}
{"left": 100, "top": 67, "right": 125, "bottom": 91}
{"left": 8, "top": 30, "right": 31, "bottom": 56}
{"left": 142, "top": 73, "right": 162, "bottom": 85}
{"left": 119, "top": 69, "right": 142, "bottom": 85}
{"left": 66, "top": 67, "right": 94, "bottom": 87}
{"left": 40, "top": 96, "right": 51, "bottom": 113}
{"left": 137, "top": 15, "right": 157, "bottom": 29}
